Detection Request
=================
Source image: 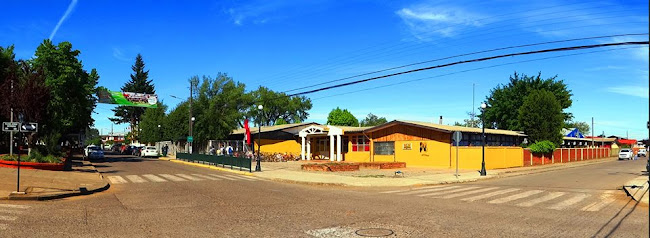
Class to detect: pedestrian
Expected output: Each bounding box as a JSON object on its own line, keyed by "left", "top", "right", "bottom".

{"left": 227, "top": 144, "right": 233, "bottom": 156}
{"left": 209, "top": 145, "right": 216, "bottom": 155}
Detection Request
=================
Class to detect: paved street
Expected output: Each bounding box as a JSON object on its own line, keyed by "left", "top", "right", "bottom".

{"left": 0, "top": 154, "right": 648, "bottom": 237}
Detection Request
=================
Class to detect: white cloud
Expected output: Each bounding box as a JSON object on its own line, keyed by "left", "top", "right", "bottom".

{"left": 112, "top": 47, "right": 131, "bottom": 61}
{"left": 49, "top": 0, "right": 78, "bottom": 41}
{"left": 225, "top": 0, "right": 327, "bottom": 25}
{"left": 396, "top": 4, "right": 485, "bottom": 39}
{"left": 606, "top": 85, "right": 649, "bottom": 98}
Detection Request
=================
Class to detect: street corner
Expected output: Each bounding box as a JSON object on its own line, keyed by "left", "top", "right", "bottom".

{"left": 623, "top": 176, "right": 649, "bottom": 206}
{"left": 6, "top": 181, "right": 111, "bottom": 201}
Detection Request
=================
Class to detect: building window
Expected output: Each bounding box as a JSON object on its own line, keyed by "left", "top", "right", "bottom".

{"left": 351, "top": 135, "right": 370, "bottom": 152}
{"left": 374, "top": 141, "right": 395, "bottom": 155}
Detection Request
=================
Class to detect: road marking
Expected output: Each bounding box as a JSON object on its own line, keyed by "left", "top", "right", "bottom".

{"left": 517, "top": 192, "right": 566, "bottom": 207}
{"left": 0, "top": 215, "right": 17, "bottom": 221}
{"left": 0, "top": 204, "right": 29, "bottom": 209}
{"left": 400, "top": 186, "right": 458, "bottom": 195}
{"left": 548, "top": 193, "right": 590, "bottom": 210}
{"left": 581, "top": 192, "right": 615, "bottom": 212}
{"left": 208, "top": 174, "right": 237, "bottom": 180}
{"left": 175, "top": 174, "right": 204, "bottom": 181}
{"left": 142, "top": 174, "right": 167, "bottom": 182}
{"left": 158, "top": 174, "right": 187, "bottom": 182}
{"left": 380, "top": 186, "right": 448, "bottom": 194}
{"left": 107, "top": 176, "right": 128, "bottom": 184}
{"left": 224, "top": 175, "right": 255, "bottom": 181}
{"left": 438, "top": 187, "right": 500, "bottom": 199}
{"left": 125, "top": 175, "right": 148, "bottom": 183}
{"left": 462, "top": 188, "right": 522, "bottom": 202}
{"left": 191, "top": 174, "right": 222, "bottom": 180}
{"left": 418, "top": 186, "right": 479, "bottom": 197}
{"left": 488, "top": 190, "right": 543, "bottom": 204}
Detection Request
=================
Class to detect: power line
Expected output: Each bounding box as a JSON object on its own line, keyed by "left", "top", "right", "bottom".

{"left": 282, "top": 33, "right": 648, "bottom": 93}
{"left": 281, "top": 41, "right": 648, "bottom": 98}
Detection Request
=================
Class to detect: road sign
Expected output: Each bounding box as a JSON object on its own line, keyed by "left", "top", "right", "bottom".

{"left": 452, "top": 131, "right": 462, "bottom": 146}
{"left": 187, "top": 136, "right": 193, "bottom": 142}
{"left": 20, "top": 123, "right": 38, "bottom": 132}
{"left": 2, "top": 122, "right": 19, "bottom": 132}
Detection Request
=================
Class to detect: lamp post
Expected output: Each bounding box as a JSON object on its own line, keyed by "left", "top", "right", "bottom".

{"left": 480, "top": 102, "right": 487, "bottom": 176}
{"left": 255, "top": 105, "right": 263, "bottom": 172}
{"left": 190, "top": 117, "right": 195, "bottom": 154}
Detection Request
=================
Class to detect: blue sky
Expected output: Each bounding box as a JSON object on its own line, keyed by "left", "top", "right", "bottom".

{"left": 1, "top": 0, "right": 648, "bottom": 139}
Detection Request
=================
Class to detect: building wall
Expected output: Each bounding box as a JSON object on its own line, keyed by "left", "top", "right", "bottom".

{"left": 369, "top": 124, "right": 452, "bottom": 167}
{"left": 254, "top": 139, "right": 301, "bottom": 155}
{"left": 451, "top": 147, "right": 523, "bottom": 169}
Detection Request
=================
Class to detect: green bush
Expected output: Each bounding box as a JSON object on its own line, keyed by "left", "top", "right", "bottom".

{"left": 0, "top": 151, "right": 62, "bottom": 163}
{"left": 528, "top": 140, "right": 556, "bottom": 154}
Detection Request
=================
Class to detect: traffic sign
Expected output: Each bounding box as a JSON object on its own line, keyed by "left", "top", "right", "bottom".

{"left": 452, "top": 131, "right": 462, "bottom": 146}
{"left": 20, "top": 123, "right": 38, "bottom": 132}
{"left": 2, "top": 122, "right": 19, "bottom": 132}
{"left": 187, "top": 136, "right": 193, "bottom": 142}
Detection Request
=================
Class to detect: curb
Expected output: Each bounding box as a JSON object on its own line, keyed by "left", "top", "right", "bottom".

{"left": 159, "top": 157, "right": 254, "bottom": 176}
{"left": 4, "top": 182, "right": 111, "bottom": 201}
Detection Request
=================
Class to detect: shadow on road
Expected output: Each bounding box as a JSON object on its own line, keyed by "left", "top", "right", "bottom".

{"left": 591, "top": 188, "right": 647, "bottom": 237}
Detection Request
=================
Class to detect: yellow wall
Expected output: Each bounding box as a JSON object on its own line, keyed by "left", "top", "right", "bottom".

{"left": 450, "top": 147, "right": 523, "bottom": 169}
{"left": 254, "top": 139, "right": 301, "bottom": 155}
{"left": 392, "top": 140, "right": 451, "bottom": 167}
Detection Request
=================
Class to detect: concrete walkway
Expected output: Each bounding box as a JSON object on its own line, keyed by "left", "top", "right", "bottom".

{"left": 0, "top": 159, "right": 109, "bottom": 200}
{"left": 253, "top": 157, "right": 619, "bottom": 187}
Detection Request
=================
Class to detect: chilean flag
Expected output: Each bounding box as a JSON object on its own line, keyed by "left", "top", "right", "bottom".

{"left": 244, "top": 119, "right": 252, "bottom": 145}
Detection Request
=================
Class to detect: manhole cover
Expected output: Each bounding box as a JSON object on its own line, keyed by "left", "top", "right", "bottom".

{"left": 355, "top": 228, "right": 394, "bottom": 237}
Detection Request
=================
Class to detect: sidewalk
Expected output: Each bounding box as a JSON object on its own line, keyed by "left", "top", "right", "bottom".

{"left": 623, "top": 176, "right": 649, "bottom": 205}
{"left": 253, "top": 157, "right": 619, "bottom": 187}
{"left": 0, "top": 159, "right": 109, "bottom": 200}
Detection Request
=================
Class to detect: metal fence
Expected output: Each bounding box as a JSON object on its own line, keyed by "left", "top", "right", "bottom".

{"left": 176, "top": 152, "right": 252, "bottom": 172}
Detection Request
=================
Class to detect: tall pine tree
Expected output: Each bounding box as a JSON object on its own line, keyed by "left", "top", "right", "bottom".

{"left": 110, "top": 54, "right": 155, "bottom": 141}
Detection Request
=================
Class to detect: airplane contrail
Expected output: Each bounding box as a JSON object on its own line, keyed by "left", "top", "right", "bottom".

{"left": 49, "top": 0, "right": 78, "bottom": 41}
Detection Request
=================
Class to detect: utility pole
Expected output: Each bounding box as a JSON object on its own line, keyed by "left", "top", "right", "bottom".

{"left": 189, "top": 81, "right": 193, "bottom": 154}
{"left": 9, "top": 78, "right": 13, "bottom": 157}
{"left": 592, "top": 117, "right": 594, "bottom": 147}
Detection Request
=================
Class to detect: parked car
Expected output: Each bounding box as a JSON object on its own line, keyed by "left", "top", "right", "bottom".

{"left": 638, "top": 149, "right": 647, "bottom": 157}
{"left": 84, "top": 145, "right": 101, "bottom": 158}
{"left": 141, "top": 146, "right": 159, "bottom": 158}
{"left": 133, "top": 146, "right": 144, "bottom": 157}
{"left": 88, "top": 147, "right": 105, "bottom": 160}
{"left": 618, "top": 149, "right": 634, "bottom": 160}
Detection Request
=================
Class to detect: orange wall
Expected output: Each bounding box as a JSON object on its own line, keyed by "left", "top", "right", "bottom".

{"left": 450, "top": 146, "right": 523, "bottom": 169}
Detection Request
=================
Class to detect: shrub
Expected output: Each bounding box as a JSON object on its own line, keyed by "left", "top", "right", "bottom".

{"left": 528, "top": 140, "right": 556, "bottom": 154}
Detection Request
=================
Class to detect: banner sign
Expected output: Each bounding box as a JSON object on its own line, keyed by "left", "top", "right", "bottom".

{"left": 97, "top": 88, "right": 158, "bottom": 108}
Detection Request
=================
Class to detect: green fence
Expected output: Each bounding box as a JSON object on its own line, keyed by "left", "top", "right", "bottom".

{"left": 176, "top": 153, "right": 252, "bottom": 172}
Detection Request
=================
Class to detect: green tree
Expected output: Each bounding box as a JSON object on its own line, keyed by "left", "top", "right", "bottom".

{"left": 564, "top": 120, "right": 590, "bottom": 135}
{"left": 518, "top": 90, "right": 564, "bottom": 145}
{"left": 165, "top": 101, "right": 190, "bottom": 141}
{"left": 31, "top": 40, "right": 99, "bottom": 154}
{"left": 249, "top": 86, "right": 311, "bottom": 126}
{"left": 275, "top": 118, "right": 289, "bottom": 125}
{"left": 84, "top": 128, "right": 101, "bottom": 146}
{"left": 483, "top": 72, "right": 572, "bottom": 131}
{"left": 359, "top": 113, "right": 387, "bottom": 127}
{"left": 110, "top": 54, "right": 155, "bottom": 142}
{"left": 327, "top": 107, "right": 359, "bottom": 126}
{"left": 139, "top": 103, "right": 168, "bottom": 144}
{"left": 453, "top": 111, "right": 481, "bottom": 128}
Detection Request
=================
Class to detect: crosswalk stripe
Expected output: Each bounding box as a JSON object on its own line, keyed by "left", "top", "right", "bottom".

{"left": 380, "top": 186, "right": 447, "bottom": 194}
{"left": 0, "top": 215, "right": 17, "bottom": 221}
{"left": 208, "top": 174, "right": 237, "bottom": 180}
{"left": 400, "top": 186, "right": 458, "bottom": 195}
{"left": 125, "top": 175, "right": 148, "bottom": 183}
{"left": 548, "top": 193, "right": 590, "bottom": 210}
{"left": 175, "top": 174, "right": 204, "bottom": 181}
{"left": 462, "top": 188, "right": 521, "bottom": 202}
{"left": 418, "top": 186, "right": 480, "bottom": 197}
{"left": 107, "top": 176, "right": 128, "bottom": 184}
{"left": 517, "top": 192, "right": 566, "bottom": 207}
{"left": 581, "top": 193, "right": 615, "bottom": 212}
{"left": 224, "top": 175, "right": 255, "bottom": 181}
{"left": 191, "top": 174, "right": 222, "bottom": 180}
{"left": 0, "top": 204, "right": 29, "bottom": 209}
{"left": 488, "top": 190, "right": 543, "bottom": 204}
{"left": 158, "top": 174, "right": 187, "bottom": 182}
{"left": 142, "top": 174, "right": 167, "bottom": 182}
{"left": 438, "top": 187, "right": 501, "bottom": 199}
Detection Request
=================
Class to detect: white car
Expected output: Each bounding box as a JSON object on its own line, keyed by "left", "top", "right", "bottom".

{"left": 618, "top": 149, "right": 634, "bottom": 160}
{"left": 84, "top": 145, "right": 101, "bottom": 158}
{"left": 638, "top": 149, "right": 647, "bottom": 157}
{"left": 141, "top": 146, "right": 159, "bottom": 158}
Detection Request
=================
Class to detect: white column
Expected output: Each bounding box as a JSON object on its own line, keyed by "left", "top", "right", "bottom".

{"left": 330, "top": 135, "right": 335, "bottom": 161}
{"left": 336, "top": 135, "right": 342, "bottom": 162}
{"left": 307, "top": 139, "right": 311, "bottom": 160}
{"left": 301, "top": 136, "right": 305, "bottom": 160}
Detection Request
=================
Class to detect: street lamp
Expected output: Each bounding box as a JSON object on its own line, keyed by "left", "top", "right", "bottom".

{"left": 480, "top": 102, "right": 487, "bottom": 176}
{"left": 157, "top": 124, "right": 162, "bottom": 141}
{"left": 255, "top": 105, "right": 263, "bottom": 172}
{"left": 190, "top": 117, "right": 195, "bottom": 154}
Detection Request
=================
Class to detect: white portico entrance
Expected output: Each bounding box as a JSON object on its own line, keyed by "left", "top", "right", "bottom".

{"left": 298, "top": 125, "right": 343, "bottom": 162}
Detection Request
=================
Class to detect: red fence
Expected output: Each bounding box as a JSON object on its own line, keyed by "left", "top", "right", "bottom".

{"left": 523, "top": 148, "right": 612, "bottom": 167}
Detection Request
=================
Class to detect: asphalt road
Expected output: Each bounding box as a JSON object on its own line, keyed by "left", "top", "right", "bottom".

{"left": 1, "top": 154, "right": 648, "bottom": 237}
